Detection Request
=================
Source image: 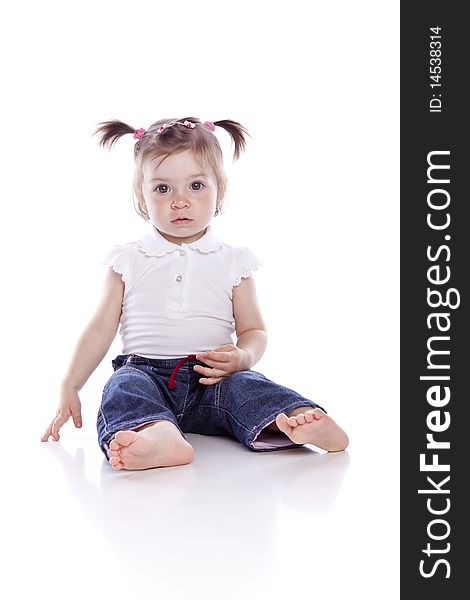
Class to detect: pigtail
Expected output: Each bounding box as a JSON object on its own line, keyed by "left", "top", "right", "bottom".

{"left": 213, "top": 119, "right": 250, "bottom": 161}
{"left": 93, "top": 119, "right": 136, "bottom": 149}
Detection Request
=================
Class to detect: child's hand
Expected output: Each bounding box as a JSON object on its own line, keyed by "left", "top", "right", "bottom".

{"left": 41, "top": 387, "right": 82, "bottom": 442}
{"left": 194, "top": 344, "right": 250, "bottom": 385}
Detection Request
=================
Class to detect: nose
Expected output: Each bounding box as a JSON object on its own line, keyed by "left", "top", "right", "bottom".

{"left": 171, "top": 191, "right": 190, "bottom": 209}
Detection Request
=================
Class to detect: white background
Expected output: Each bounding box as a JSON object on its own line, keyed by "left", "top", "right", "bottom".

{"left": 1, "top": 1, "right": 399, "bottom": 598}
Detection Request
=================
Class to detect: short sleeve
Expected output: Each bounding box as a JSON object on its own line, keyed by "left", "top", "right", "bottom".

{"left": 100, "top": 244, "right": 130, "bottom": 284}
{"left": 232, "top": 246, "right": 263, "bottom": 287}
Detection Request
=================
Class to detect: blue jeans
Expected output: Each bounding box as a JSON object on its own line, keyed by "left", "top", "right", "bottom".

{"left": 97, "top": 354, "right": 325, "bottom": 458}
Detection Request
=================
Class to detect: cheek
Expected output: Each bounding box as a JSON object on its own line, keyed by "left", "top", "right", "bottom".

{"left": 207, "top": 187, "right": 219, "bottom": 204}
{"left": 144, "top": 195, "right": 166, "bottom": 209}
{"left": 204, "top": 197, "right": 218, "bottom": 213}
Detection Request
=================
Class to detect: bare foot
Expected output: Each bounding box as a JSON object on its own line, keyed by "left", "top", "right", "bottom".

{"left": 107, "top": 420, "right": 195, "bottom": 470}
{"left": 275, "top": 408, "right": 349, "bottom": 452}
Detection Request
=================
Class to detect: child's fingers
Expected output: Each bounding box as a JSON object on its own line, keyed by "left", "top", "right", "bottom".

{"left": 195, "top": 355, "right": 213, "bottom": 367}
{"left": 196, "top": 350, "right": 232, "bottom": 364}
{"left": 196, "top": 346, "right": 235, "bottom": 364}
{"left": 41, "top": 414, "right": 61, "bottom": 441}
{"left": 51, "top": 413, "right": 69, "bottom": 441}
{"left": 198, "top": 376, "right": 223, "bottom": 385}
{"left": 40, "top": 423, "right": 54, "bottom": 442}
{"left": 71, "top": 407, "right": 82, "bottom": 428}
{"left": 193, "top": 365, "right": 226, "bottom": 378}
{"left": 209, "top": 352, "right": 232, "bottom": 362}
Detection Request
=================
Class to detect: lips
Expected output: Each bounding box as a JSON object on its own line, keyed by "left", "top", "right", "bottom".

{"left": 171, "top": 217, "right": 193, "bottom": 224}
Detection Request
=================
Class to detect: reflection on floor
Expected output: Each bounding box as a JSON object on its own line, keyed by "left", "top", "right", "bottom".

{"left": 5, "top": 423, "right": 398, "bottom": 600}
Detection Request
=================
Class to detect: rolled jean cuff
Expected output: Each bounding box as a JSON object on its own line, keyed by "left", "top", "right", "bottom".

{"left": 247, "top": 401, "right": 323, "bottom": 452}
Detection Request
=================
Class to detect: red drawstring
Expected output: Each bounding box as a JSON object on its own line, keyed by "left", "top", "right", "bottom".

{"left": 167, "top": 354, "right": 196, "bottom": 389}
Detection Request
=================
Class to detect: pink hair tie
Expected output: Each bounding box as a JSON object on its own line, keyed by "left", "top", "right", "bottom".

{"left": 133, "top": 128, "right": 146, "bottom": 140}
{"left": 203, "top": 121, "right": 216, "bottom": 131}
{"left": 157, "top": 121, "right": 178, "bottom": 133}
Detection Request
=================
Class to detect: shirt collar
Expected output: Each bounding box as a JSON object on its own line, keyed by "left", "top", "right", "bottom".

{"left": 136, "top": 225, "right": 226, "bottom": 258}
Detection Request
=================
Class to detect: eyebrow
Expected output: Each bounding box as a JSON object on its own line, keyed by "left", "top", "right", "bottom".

{"left": 150, "top": 173, "right": 209, "bottom": 182}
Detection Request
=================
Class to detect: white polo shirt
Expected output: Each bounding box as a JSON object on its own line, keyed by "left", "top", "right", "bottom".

{"left": 102, "top": 226, "right": 262, "bottom": 359}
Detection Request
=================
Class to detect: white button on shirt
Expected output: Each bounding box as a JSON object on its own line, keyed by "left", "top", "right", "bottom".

{"left": 102, "top": 226, "right": 262, "bottom": 359}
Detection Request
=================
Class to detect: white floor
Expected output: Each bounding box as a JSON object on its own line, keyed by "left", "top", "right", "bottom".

{"left": 4, "top": 403, "right": 399, "bottom": 600}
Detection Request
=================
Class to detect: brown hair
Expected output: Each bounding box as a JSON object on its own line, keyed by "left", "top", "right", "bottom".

{"left": 94, "top": 117, "right": 249, "bottom": 220}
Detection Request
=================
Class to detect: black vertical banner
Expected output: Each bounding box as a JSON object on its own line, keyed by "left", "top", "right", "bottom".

{"left": 401, "top": 2, "right": 467, "bottom": 597}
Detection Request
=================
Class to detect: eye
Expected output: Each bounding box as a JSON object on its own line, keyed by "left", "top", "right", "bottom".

{"left": 191, "top": 181, "right": 205, "bottom": 191}
{"left": 155, "top": 184, "right": 169, "bottom": 194}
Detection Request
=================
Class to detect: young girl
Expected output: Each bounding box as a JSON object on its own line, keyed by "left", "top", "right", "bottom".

{"left": 41, "top": 116, "right": 349, "bottom": 470}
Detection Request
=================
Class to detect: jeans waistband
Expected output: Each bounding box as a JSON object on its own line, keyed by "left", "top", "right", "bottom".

{"left": 124, "top": 354, "right": 200, "bottom": 368}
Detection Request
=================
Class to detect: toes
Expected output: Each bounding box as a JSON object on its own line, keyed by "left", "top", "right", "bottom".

{"left": 275, "top": 413, "right": 291, "bottom": 430}
{"left": 109, "top": 456, "right": 122, "bottom": 468}
{"left": 277, "top": 409, "right": 324, "bottom": 429}
{"left": 311, "top": 408, "right": 326, "bottom": 420}
{"left": 109, "top": 439, "right": 121, "bottom": 451}
{"left": 115, "top": 430, "right": 138, "bottom": 446}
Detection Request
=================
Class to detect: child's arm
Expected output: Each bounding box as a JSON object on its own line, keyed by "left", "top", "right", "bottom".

{"left": 41, "top": 268, "right": 124, "bottom": 441}
{"left": 232, "top": 274, "right": 267, "bottom": 366}
{"left": 194, "top": 275, "right": 267, "bottom": 385}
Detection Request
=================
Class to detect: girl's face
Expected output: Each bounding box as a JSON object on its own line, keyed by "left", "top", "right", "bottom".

{"left": 141, "top": 150, "right": 219, "bottom": 245}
